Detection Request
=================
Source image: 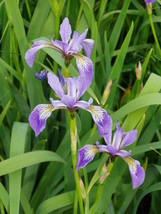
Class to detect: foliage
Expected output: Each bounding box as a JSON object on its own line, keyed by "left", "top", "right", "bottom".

{"left": 0, "top": 0, "right": 161, "bottom": 213}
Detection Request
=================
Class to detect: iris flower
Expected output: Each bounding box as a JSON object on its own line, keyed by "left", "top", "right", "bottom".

{"left": 29, "top": 70, "right": 112, "bottom": 137}
{"left": 25, "top": 17, "right": 94, "bottom": 88}
{"left": 146, "top": 0, "right": 156, "bottom": 4}
{"left": 76, "top": 122, "right": 145, "bottom": 189}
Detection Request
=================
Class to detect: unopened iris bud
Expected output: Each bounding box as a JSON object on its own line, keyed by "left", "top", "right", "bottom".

{"left": 35, "top": 70, "right": 47, "bottom": 81}
{"left": 99, "top": 164, "right": 110, "bottom": 184}
{"left": 79, "top": 177, "right": 86, "bottom": 200}
{"left": 101, "top": 79, "right": 113, "bottom": 106}
{"left": 135, "top": 61, "right": 142, "bottom": 80}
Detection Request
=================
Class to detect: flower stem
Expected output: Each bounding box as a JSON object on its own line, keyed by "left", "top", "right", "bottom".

{"left": 64, "top": 66, "right": 69, "bottom": 78}
{"left": 70, "top": 115, "right": 84, "bottom": 214}
{"left": 149, "top": 13, "right": 161, "bottom": 57}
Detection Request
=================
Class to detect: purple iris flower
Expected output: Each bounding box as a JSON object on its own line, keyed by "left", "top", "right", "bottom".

{"left": 146, "top": 0, "right": 156, "bottom": 4}
{"left": 76, "top": 122, "right": 145, "bottom": 189}
{"left": 29, "top": 70, "right": 112, "bottom": 137}
{"left": 25, "top": 17, "right": 94, "bottom": 88}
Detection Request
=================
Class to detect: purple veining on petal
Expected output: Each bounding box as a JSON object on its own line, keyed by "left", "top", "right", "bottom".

{"left": 88, "top": 106, "right": 113, "bottom": 136}
{"left": 76, "top": 145, "right": 99, "bottom": 171}
{"left": 25, "top": 40, "right": 49, "bottom": 68}
{"left": 121, "top": 130, "right": 137, "bottom": 149}
{"left": 75, "top": 55, "right": 93, "bottom": 89}
{"left": 82, "top": 39, "right": 94, "bottom": 57}
{"left": 29, "top": 104, "right": 54, "bottom": 136}
{"left": 125, "top": 158, "right": 145, "bottom": 189}
{"left": 59, "top": 17, "right": 72, "bottom": 43}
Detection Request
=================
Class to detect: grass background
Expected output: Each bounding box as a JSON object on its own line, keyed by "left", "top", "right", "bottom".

{"left": 0, "top": 0, "right": 161, "bottom": 213}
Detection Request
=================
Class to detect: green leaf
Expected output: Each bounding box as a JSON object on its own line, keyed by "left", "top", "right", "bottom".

{"left": 0, "top": 100, "right": 11, "bottom": 126}
{"left": 112, "top": 93, "right": 161, "bottom": 122}
{"left": 9, "top": 122, "right": 29, "bottom": 214}
{"left": 5, "top": 0, "right": 44, "bottom": 108}
{"left": 107, "top": 22, "right": 134, "bottom": 108}
{"left": 36, "top": 191, "right": 74, "bottom": 214}
{"left": 132, "top": 182, "right": 161, "bottom": 214}
{"left": 0, "top": 151, "right": 66, "bottom": 176}
{"left": 0, "top": 183, "right": 9, "bottom": 213}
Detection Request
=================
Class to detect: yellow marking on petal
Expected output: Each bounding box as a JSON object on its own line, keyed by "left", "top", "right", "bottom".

{"left": 84, "top": 146, "right": 99, "bottom": 160}
{"left": 39, "top": 105, "right": 54, "bottom": 119}
{"left": 89, "top": 106, "right": 104, "bottom": 123}
{"left": 123, "top": 157, "right": 136, "bottom": 173}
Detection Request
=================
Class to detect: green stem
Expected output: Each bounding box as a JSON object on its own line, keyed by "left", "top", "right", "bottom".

{"left": 64, "top": 66, "right": 69, "bottom": 78}
{"left": 73, "top": 190, "right": 78, "bottom": 214}
{"left": 70, "top": 115, "right": 84, "bottom": 214}
{"left": 149, "top": 13, "right": 161, "bottom": 57}
{"left": 77, "top": 137, "right": 89, "bottom": 214}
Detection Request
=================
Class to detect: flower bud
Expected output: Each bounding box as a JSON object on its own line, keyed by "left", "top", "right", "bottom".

{"left": 101, "top": 79, "right": 113, "bottom": 106}
{"left": 135, "top": 61, "right": 142, "bottom": 80}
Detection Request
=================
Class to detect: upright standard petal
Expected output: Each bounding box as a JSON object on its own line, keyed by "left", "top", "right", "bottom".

{"left": 75, "top": 54, "right": 93, "bottom": 88}
{"left": 47, "top": 72, "right": 64, "bottom": 98}
{"left": 121, "top": 130, "right": 137, "bottom": 148}
{"left": 124, "top": 157, "right": 145, "bottom": 189}
{"left": 88, "top": 106, "right": 112, "bottom": 136}
{"left": 112, "top": 123, "right": 124, "bottom": 150}
{"left": 29, "top": 104, "right": 54, "bottom": 136}
{"left": 68, "top": 29, "right": 88, "bottom": 53}
{"left": 75, "top": 75, "right": 91, "bottom": 100}
{"left": 25, "top": 40, "right": 50, "bottom": 68}
{"left": 82, "top": 39, "right": 94, "bottom": 57}
{"left": 59, "top": 17, "right": 72, "bottom": 43}
{"left": 76, "top": 145, "right": 99, "bottom": 171}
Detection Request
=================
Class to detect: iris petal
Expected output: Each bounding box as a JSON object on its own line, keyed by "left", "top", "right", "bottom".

{"left": 74, "top": 98, "right": 93, "bottom": 110}
{"left": 47, "top": 72, "right": 64, "bottom": 98}
{"left": 115, "top": 149, "right": 131, "bottom": 157}
{"left": 121, "top": 130, "right": 137, "bottom": 149}
{"left": 88, "top": 106, "right": 112, "bottom": 136}
{"left": 76, "top": 145, "right": 99, "bottom": 171}
{"left": 124, "top": 157, "right": 145, "bottom": 189}
{"left": 25, "top": 40, "right": 50, "bottom": 68}
{"left": 112, "top": 122, "right": 124, "bottom": 150}
{"left": 68, "top": 29, "right": 88, "bottom": 54}
{"left": 75, "top": 54, "right": 93, "bottom": 89}
{"left": 82, "top": 39, "right": 94, "bottom": 57}
{"left": 29, "top": 104, "right": 54, "bottom": 136}
{"left": 59, "top": 17, "right": 72, "bottom": 43}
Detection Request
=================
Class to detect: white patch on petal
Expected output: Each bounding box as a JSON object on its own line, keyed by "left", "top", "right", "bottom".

{"left": 39, "top": 104, "right": 54, "bottom": 119}
{"left": 76, "top": 55, "right": 89, "bottom": 74}
{"left": 84, "top": 145, "right": 98, "bottom": 160}
{"left": 89, "top": 106, "right": 104, "bottom": 123}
